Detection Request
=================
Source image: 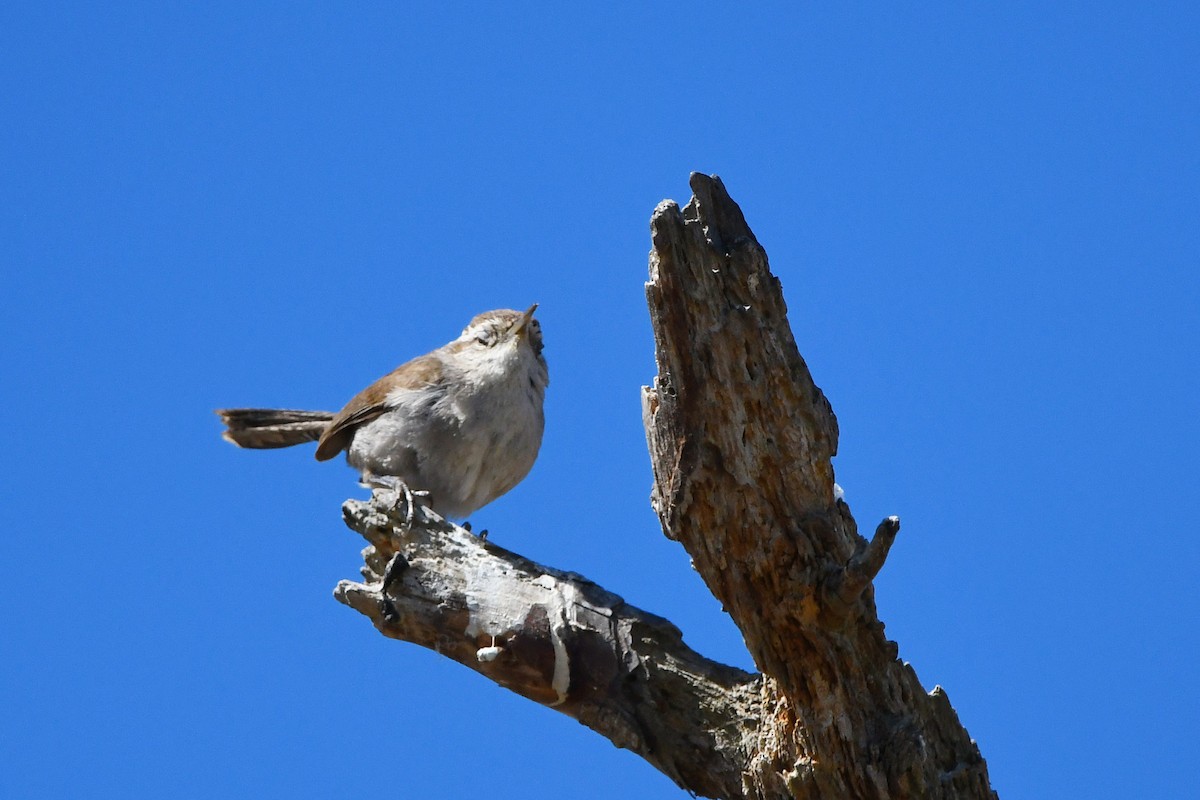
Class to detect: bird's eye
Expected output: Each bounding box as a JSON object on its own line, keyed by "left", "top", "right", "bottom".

{"left": 526, "top": 320, "right": 544, "bottom": 354}
{"left": 475, "top": 329, "right": 496, "bottom": 346}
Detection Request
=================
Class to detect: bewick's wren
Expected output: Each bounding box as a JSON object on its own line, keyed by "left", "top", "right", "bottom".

{"left": 217, "top": 305, "right": 548, "bottom": 519}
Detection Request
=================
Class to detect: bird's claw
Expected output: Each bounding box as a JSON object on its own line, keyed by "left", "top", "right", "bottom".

{"left": 365, "top": 475, "right": 429, "bottom": 528}
{"left": 461, "top": 521, "right": 488, "bottom": 540}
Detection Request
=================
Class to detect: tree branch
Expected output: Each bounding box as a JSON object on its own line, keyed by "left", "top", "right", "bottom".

{"left": 828, "top": 516, "right": 901, "bottom": 614}
{"left": 334, "top": 493, "right": 762, "bottom": 799}
{"left": 332, "top": 174, "right": 997, "bottom": 799}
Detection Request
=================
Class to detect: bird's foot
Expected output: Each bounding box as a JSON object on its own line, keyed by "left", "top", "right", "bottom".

{"left": 364, "top": 475, "right": 430, "bottom": 528}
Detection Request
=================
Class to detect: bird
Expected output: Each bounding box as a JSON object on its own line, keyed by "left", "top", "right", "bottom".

{"left": 216, "top": 305, "right": 548, "bottom": 521}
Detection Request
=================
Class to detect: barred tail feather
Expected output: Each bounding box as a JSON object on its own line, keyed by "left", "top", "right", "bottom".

{"left": 216, "top": 408, "right": 334, "bottom": 450}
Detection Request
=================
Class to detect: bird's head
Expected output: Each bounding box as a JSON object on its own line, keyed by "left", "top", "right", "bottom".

{"left": 452, "top": 305, "right": 548, "bottom": 388}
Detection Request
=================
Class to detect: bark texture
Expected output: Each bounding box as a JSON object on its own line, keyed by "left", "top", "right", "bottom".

{"left": 640, "top": 174, "right": 994, "bottom": 798}
{"left": 335, "top": 497, "right": 761, "bottom": 799}
{"left": 333, "top": 174, "right": 996, "bottom": 799}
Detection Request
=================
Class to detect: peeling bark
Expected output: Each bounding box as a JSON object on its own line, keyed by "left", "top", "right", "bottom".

{"left": 333, "top": 174, "right": 997, "bottom": 799}
{"left": 335, "top": 496, "right": 760, "bottom": 799}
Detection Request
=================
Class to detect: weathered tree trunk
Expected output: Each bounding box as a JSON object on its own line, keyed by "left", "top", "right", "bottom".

{"left": 334, "top": 174, "right": 996, "bottom": 799}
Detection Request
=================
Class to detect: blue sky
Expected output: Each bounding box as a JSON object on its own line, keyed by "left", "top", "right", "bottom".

{"left": 2, "top": 3, "right": 1197, "bottom": 798}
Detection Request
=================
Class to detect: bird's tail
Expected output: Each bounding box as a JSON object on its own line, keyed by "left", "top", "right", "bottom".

{"left": 215, "top": 408, "right": 334, "bottom": 450}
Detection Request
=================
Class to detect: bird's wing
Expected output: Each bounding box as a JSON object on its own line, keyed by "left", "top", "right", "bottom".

{"left": 314, "top": 354, "right": 447, "bottom": 461}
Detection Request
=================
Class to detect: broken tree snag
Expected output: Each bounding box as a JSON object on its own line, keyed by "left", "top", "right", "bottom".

{"left": 828, "top": 515, "right": 902, "bottom": 614}
{"left": 334, "top": 491, "right": 762, "bottom": 799}
{"left": 642, "top": 173, "right": 996, "bottom": 798}
{"left": 332, "top": 174, "right": 994, "bottom": 799}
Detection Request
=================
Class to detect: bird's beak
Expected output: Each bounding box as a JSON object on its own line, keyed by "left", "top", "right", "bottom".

{"left": 512, "top": 303, "right": 538, "bottom": 337}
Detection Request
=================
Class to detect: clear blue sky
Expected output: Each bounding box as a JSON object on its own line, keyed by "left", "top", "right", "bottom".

{"left": 2, "top": 4, "right": 1197, "bottom": 798}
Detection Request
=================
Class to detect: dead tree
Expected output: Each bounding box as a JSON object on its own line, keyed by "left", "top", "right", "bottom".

{"left": 334, "top": 174, "right": 997, "bottom": 799}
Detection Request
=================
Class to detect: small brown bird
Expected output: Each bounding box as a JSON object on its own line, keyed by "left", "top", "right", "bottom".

{"left": 217, "top": 306, "right": 548, "bottom": 519}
